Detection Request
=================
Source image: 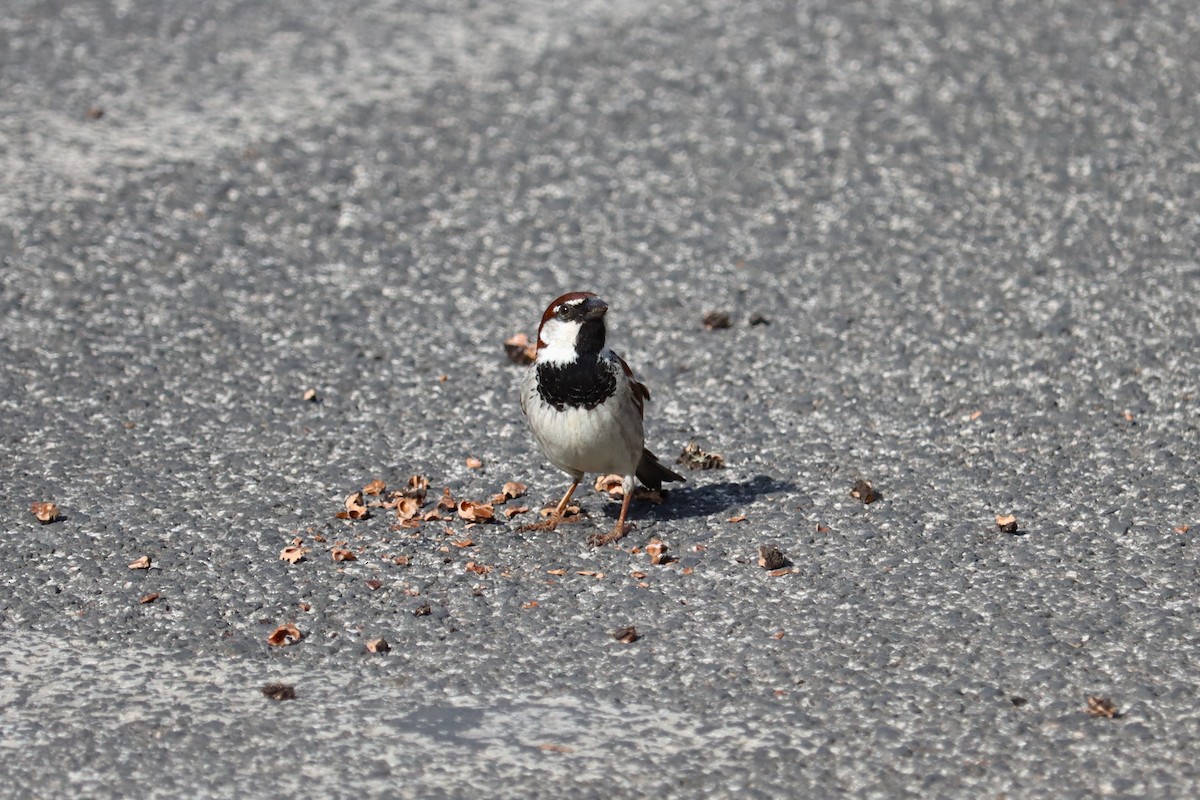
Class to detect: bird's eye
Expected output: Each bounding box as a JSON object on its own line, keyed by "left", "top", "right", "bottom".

{"left": 557, "top": 306, "right": 568, "bottom": 318}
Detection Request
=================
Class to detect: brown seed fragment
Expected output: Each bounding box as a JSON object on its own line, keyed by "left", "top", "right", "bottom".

{"left": 501, "top": 481, "right": 527, "bottom": 500}
{"left": 849, "top": 479, "right": 880, "bottom": 504}
{"left": 302, "top": 388, "right": 318, "bottom": 402}
{"left": 645, "top": 539, "right": 670, "bottom": 565}
{"left": 727, "top": 514, "right": 747, "bottom": 523}
{"left": 139, "top": 592, "right": 160, "bottom": 604}
{"left": 1086, "top": 696, "right": 1120, "bottom": 718}
{"left": 337, "top": 491, "right": 369, "bottom": 520}
{"left": 768, "top": 567, "right": 793, "bottom": 577}
{"left": 365, "top": 579, "right": 383, "bottom": 591}
{"left": 521, "top": 601, "right": 539, "bottom": 609}
{"left": 771, "top": 630, "right": 786, "bottom": 640}
{"left": 594, "top": 474, "right": 625, "bottom": 495}
{"left": 396, "top": 497, "right": 422, "bottom": 521}
{"left": 995, "top": 514, "right": 1019, "bottom": 533}
{"left": 702, "top": 311, "right": 732, "bottom": 330}
{"left": 30, "top": 502, "right": 60, "bottom": 523}
{"left": 504, "top": 505, "right": 531, "bottom": 519}
{"left": 413, "top": 603, "right": 432, "bottom": 617}
{"left": 128, "top": 555, "right": 152, "bottom": 570}
{"left": 392, "top": 555, "right": 411, "bottom": 566}
{"left": 613, "top": 626, "right": 639, "bottom": 644}
{"left": 261, "top": 683, "right": 296, "bottom": 701}
{"left": 437, "top": 488, "right": 457, "bottom": 510}
{"left": 331, "top": 548, "right": 357, "bottom": 562}
{"left": 676, "top": 442, "right": 725, "bottom": 470}
{"left": 279, "top": 546, "right": 308, "bottom": 564}
{"left": 464, "top": 561, "right": 493, "bottom": 575}
{"left": 451, "top": 539, "right": 475, "bottom": 548}
{"left": 504, "top": 333, "right": 537, "bottom": 365}
{"left": 466, "top": 457, "right": 483, "bottom": 469}
{"left": 365, "top": 638, "right": 390, "bottom": 653}
{"left": 546, "top": 569, "right": 567, "bottom": 576}
{"left": 403, "top": 475, "right": 429, "bottom": 502}
{"left": 363, "top": 479, "right": 387, "bottom": 496}
{"left": 267, "top": 623, "right": 302, "bottom": 647}
{"left": 1175, "top": 525, "right": 1191, "bottom": 534}
{"left": 457, "top": 500, "right": 495, "bottom": 522}
{"left": 758, "top": 545, "right": 788, "bottom": 570}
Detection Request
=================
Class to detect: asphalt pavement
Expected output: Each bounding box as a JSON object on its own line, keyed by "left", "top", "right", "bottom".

{"left": 2, "top": 0, "right": 1199, "bottom": 797}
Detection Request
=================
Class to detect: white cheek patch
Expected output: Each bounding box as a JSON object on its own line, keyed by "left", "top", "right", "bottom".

{"left": 538, "top": 319, "right": 582, "bottom": 365}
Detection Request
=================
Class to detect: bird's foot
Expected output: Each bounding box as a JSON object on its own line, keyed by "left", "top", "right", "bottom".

{"left": 518, "top": 506, "right": 584, "bottom": 532}
{"left": 587, "top": 522, "right": 633, "bottom": 547}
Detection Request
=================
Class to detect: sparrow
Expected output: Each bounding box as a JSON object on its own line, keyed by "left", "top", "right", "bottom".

{"left": 519, "top": 291, "right": 684, "bottom": 546}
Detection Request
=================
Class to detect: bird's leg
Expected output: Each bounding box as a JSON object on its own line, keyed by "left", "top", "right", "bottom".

{"left": 519, "top": 477, "right": 582, "bottom": 532}
{"left": 588, "top": 476, "right": 634, "bottom": 547}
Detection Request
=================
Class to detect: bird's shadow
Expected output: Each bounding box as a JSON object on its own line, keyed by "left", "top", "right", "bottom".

{"left": 596, "top": 474, "right": 797, "bottom": 522}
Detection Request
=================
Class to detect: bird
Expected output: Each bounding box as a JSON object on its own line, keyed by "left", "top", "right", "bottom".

{"left": 519, "top": 291, "right": 684, "bottom": 546}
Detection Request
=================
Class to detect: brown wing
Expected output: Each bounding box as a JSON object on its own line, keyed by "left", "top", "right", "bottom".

{"left": 617, "top": 354, "right": 650, "bottom": 419}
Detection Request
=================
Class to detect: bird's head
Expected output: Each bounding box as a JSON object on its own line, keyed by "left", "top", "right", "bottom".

{"left": 535, "top": 291, "right": 609, "bottom": 364}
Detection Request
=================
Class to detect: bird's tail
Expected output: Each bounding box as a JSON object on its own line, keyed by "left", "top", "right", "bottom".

{"left": 636, "top": 448, "right": 686, "bottom": 490}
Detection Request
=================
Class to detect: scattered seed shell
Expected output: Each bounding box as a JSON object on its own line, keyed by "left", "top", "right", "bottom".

{"left": 996, "top": 514, "right": 1019, "bottom": 533}
{"left": 676, "top": 442, "right": 725, "bottom": 470}
{"left": 505, "top": 505, "right": 531, "bottom": 519}
{"left": 702, "top": 311, "right": 732, "bottom": 330}
{"left": 337, "top": 491, "right": 369, "bottom": 520}
{"left": 331, "top": 548, "right": 357, "bottom": 562}
{"left": 301, "top": 388, "right": 318, "bottom": 402}
{"left": 279, "top": 546, "right": 308, "bottom": 564}
{"left": 413, "top": 603, "right": 432, "bottom": 617}
{"left": 128, "top": 555, "right": 152, "bottom": 570}
{"left": 504, "top": 333, "right": 537, "bottom": 365}
{"left": 613, "top": 626, "right": 639, "bottom": 644}
{"left": 267, "top": 623, "right": 302, "bottom": 647}
{"left": 758, "top": 545, "right": 788, "bottom": 570}
{"left": 262, "top": 683, "right": 296, "bottom": 701}
{"left": 728, "top": 514, "right": 747, "bottom": 523}
{"left": 365, "top": 638, "right": 390, "bottom": 653}
{"left": 1086, "top": 696, "right": 1120, "bottom": 718}
{"left": 139, "top": 592, "right": 160, "bottom": 604}
{"left": 30, "top": 502, "right": 60, "bottom": 523}
{"left": 457, "top": 500, "right": 495, "bottom": 522}
{"left": 466, "top": 457, "right": 483, "bottom": 469}
{"left": 594, "top": 474, "right": 625, "bottom": 495}
{"left": 850, "top": 479, "right": 880, "bottom": 504}
{"left": 646, "top": 539, "right": 669, "bottom": 565}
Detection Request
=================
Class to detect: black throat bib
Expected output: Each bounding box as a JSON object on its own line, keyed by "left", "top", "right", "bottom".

{"left": 536, "top": 355, "right": 617, "bottom": 411}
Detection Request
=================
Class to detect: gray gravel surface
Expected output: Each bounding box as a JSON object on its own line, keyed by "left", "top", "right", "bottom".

{"left": 3, "top": 0, "right": 1200, "bottom": 797}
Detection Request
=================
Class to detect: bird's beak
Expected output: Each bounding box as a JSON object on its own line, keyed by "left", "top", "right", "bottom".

{"left": 582, "top": 297, "right": 608, "bottom": 319}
